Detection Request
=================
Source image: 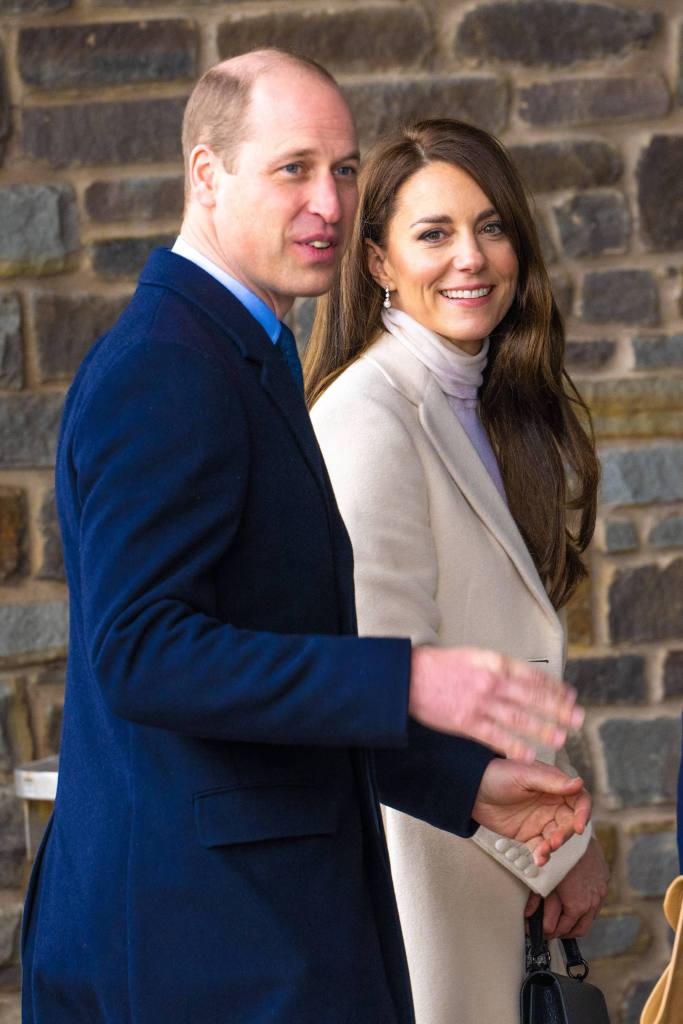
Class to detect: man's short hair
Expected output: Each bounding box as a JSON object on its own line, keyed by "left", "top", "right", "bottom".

{"left": 181, "top": 49, "right": 339, "bottom": 184}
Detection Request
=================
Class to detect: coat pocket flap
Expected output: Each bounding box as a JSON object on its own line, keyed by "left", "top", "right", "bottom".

{"left": 194, "top": 784, "right": 339, "bottom": 848}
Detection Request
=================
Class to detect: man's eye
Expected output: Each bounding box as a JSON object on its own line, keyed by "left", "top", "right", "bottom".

{"left": 282, "top": 163, "right": 302, "bottom": 175}
{"left": 335, "top": 165, "right": 357, "bottom": 178}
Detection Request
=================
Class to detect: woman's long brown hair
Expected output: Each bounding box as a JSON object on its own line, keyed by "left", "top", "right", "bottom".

{"left": 304, "top": 119, "right": 599, "bottom": 609}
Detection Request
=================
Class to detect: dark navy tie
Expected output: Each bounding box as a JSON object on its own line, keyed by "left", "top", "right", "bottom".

{"left": 276, "top": 322, "right": 305, "bottom": 393}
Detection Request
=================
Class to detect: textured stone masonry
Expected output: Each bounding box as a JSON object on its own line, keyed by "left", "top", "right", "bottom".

{"left": 0, "top": 296, "right": 22, "bottom": 391}
{"left": 32, "top": 292, "right": 130, "bottom": 383}
{"left": 18, "top": 21, "right": 198, "bottom": 90}
{"left": 218, "top": 5, "right": 432, "bottom": 74}
{"left": 0, "top": 186, "right": 79, "bottom": 277}
{"left": 22, "top": 98, "right": 186, "bottom": 169}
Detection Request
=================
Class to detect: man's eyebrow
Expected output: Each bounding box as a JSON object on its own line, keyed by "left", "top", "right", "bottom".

{"left": 271, "top": 149, "right": 361, "bottom": 164}
{"left": 409, "top": 208, "right": 498, "bottom": 229}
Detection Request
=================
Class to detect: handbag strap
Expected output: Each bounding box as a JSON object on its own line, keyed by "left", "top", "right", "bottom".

{"left": 527, "top": 899, "right": 590, "bottom": 980}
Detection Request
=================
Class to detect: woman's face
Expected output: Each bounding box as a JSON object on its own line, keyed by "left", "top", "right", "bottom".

{"left": 368, "top": 161, "right": 519, "bottom": 355}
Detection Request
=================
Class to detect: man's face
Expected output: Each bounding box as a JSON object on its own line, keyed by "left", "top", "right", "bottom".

{"left": 211, "top": 68, "right": 359, "bottom": 319}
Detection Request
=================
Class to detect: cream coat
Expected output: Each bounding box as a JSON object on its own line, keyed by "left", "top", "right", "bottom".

{"left": 311, "top": 331, "right": 590, "bottom": 1024}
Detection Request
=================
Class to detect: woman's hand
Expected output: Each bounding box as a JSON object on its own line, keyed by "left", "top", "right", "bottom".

{"left": 471, "top": 758, "right": 591, "bottom": 866}
{"left": 525, "top": 837, "right": 610, "bottom": 937}
{"left": 409, "top": 645, "right": 584, "bottom": 763}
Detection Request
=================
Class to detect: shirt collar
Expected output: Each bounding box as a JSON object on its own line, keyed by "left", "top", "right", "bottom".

{"left": 171, "top": 236, "right": 281, "bottom": 345}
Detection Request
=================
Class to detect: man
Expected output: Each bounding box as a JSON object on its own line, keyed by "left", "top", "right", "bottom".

{"left": 22, "top": 51, "right": 588, "bottom": 1023}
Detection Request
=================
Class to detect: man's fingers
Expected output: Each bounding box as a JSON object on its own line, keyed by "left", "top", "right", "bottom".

{"left": 485, "top": 697, "right": 568, "bottom": 750}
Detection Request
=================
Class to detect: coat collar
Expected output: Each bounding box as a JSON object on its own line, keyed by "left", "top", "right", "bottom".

{"left": 363, "top": 332, "right": 561, "bottom": 633}
{"left": 138, "top": 248, "right": 326, "bottom": 498}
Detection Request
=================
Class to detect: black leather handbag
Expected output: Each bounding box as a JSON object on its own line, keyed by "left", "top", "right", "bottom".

{"left": 520, "top": 900, "right": 611, "bottom": 1024}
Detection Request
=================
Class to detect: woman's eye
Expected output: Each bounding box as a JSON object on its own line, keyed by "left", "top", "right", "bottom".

{"left": 419, "top": 229, "right": 444, "bottom": 242}
{"left": 482, "top": 221, "right": 504, "bottom": 235}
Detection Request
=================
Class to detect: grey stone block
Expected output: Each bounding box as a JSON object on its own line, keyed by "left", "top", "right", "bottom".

{"left": 649, "top": 515, "right": 683, "bottom": 549}
{"left": 0, "top": 0, "right": 68, "bottom": 9}
{"left": 553, "top": 192, "right": 630, "bottom": 258}
{"left": 621, "top": 980, "right": 659, "bottom": 1024}
{"left": 638, "top": 136, "right": 683, "bottom": 251}
{"left": 90, "top": 235, "right": 175, "bottom": 280}
{"left": 609, "top": 560, "right": 683, "bottom": 643}
{"left": 22, "top": 98, "right": 186, "bottom": 169}
{"left": 219, "top": 4, "right": 431, "bottom": 73}
{"left": 627, "top": 830, "right": 678, "bottom": 897}
{"left": 633, "top": 333, "right": 683, "bottom": 369}
{"left": 454, "top": 2, "right": 659, "bottom": 66}
{"left": 565, "top": 655, "right": 646, "bottom": 705}
{"left": 519, "top": 75, "right": 669, "bottom": 126}
{"left": 0, "top": 684, "right": 11, "bottom": 771}
{"left": 0, "top": 602, "right": 68, "bottom": 659}
{"left": 85, "top": 177, "right": 184, "bottom": 223}
{"left": 38, "top": 489, "right": 64, "bottom": 582}
{"left": 32, "top": 291, "right": 129, "bottom": 383}
{"left": 0, "top": 787, "right": 24, "bottom": 888}
{"left": 508, "top": 141, "right": 622, "bottom": 193}
{"left": 579, "top": 912, "right": 646, "bottom": 960}
{"left": 0, "top": 185, "right": 79, "bottom": 276}
{"left": 582, "top": 270, "right": 659, "bottom": 326}
{"left": 0, "top": 46, "right": 9, "bottom": 168}
{"left": 600, "top": 445, "right": 683, "bottom": 506}
{"left": 0, "top": 488, "right": 27, "bottom": 581}
{"left": 19, "top": 20, "right": 197, "bottom": 90}
{"left": 0, "top": 903, "right": 20, "bottom": 968}
{"left": 663, "top": 651, "right": 683, "bottom": 698}
{"left": 345, "top": 77, "right": 508, "bottom": 142}
{"left": 604, "top": 519, "right": 637, "bottom": 553}
{"left": 0, "top": 294, "right": 22, "bottom": 389}
{"left": 0, "top": 393, "right": 64, "bottom": 469}
{"left": 600, "top": 716, "right": 680, "bottom": 806}
{"left": 563, "top": 731, "right": 595, "bottom": 793}
{"left": 564, "top": 339, "right": 616, "bottom": 371}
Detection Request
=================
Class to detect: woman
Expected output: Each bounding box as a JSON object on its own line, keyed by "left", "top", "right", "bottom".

{"left": 306, "top": 119, "right": 609, "bottom": 1023}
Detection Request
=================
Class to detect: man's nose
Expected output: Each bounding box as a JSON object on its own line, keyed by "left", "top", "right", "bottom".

{"left": 308, "top": 172, "right": 343, "bottom": 223}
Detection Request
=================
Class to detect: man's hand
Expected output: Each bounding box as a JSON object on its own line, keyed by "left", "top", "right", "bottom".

{"left": 471, "top": 759, "right": 591, "bottom": 866}
{"left": 409, "top": 646, "right": 584, "bottom": 763}
{"left": 525, "top": 838, "right": 609, "bottom": 937}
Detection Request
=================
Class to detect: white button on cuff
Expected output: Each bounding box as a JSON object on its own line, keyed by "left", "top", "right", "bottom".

{"left": 494, "top": 838, "right": 511, "bottom": 853}
{"left": 515, "top": 854, "right": 531, "bottom": 869}
{"left": 505, "top": 845, "right": 520, "bottom": 861}
{"left": 524, "top": 864, "right": 540, "bottom": 878}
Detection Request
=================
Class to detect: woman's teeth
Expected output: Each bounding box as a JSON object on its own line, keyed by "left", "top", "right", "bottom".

{"left": 308, "top": 240, "right": 331, "bottom": 249}
{"left": 441, "top": 287, "right": 492, "bottom": 299}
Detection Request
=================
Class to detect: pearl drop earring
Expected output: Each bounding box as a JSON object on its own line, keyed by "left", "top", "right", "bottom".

{"left": 383, "top": 286, "right": 391, "bottom": 309}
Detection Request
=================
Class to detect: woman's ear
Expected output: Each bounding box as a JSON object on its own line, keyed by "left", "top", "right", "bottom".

{"left": 365, "top": 240, "right": 392, "bottom": 289}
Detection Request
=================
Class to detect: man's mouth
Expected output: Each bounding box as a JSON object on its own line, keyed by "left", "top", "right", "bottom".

{"left": 441, "top": 286, "right": 493, "bottom": 299}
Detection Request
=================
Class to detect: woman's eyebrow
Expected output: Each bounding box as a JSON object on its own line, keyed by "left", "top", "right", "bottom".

{"left": 409, "top": 208, "right": 499, "bottom": 229}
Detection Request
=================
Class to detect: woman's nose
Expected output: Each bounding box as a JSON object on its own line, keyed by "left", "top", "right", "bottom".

{"left": 452, "top": 234, "right": 486, "bottom": 272}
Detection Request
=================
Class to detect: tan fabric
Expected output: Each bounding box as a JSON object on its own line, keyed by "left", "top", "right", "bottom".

{"left": 312, "top": 331, "right": 590, "bottom": 1024}
{"left": 640, "top": 876, "right": 683, "bottom": 1024}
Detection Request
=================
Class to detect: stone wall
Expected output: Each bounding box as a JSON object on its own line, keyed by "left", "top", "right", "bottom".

{"left": 1, "top": 0, "right": 682, "bottom": 1020}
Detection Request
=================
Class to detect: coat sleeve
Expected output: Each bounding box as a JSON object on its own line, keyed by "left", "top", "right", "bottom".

{"left": 70, "top": 336, "right": 411, "bottom": 748}
{"left": 312, "top": 376, "right": 496, "bottom": 838}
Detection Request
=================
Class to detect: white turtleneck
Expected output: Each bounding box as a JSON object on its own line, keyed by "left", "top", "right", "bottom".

{"left": 382, "top": 307, "right": 507, "bottom": 502}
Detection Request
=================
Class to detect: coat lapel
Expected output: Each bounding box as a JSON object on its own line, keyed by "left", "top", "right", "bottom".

{"left": 139, "top": 247, "right": 328, "bottom": 500}
{"left": 366, "top": 333, "right": 561, "bottom": 632}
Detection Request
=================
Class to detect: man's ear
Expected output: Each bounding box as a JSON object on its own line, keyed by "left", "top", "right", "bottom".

{"left": 365, "top": 240, "right": 393, "bottom": 290}
{"left": 188, "top": 144, "right": 218, "bottom": 208}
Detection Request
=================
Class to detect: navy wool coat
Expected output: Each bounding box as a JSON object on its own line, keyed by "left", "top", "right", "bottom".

{"left": 21, "top": 249, "right": 495, "bottom": 1024}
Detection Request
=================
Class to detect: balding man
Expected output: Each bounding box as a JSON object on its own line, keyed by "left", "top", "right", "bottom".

{"left": 22, "top": 51, "right": 588, "bottom": 1023}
